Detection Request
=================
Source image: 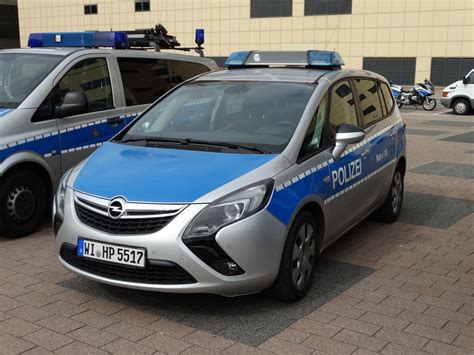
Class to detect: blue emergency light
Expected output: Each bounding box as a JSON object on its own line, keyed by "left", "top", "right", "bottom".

{"left": 195, "top": 29, "right": 205, "bottom": 46}
{"left": 28, "top": 31, "right": 129, "bottom": 49}
{"left": 224, "top": 50, "right": 345, "bottom": 69}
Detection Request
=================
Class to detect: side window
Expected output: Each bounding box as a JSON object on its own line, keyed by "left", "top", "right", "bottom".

{"left": 117, "top": 58, "right": 170, "bottom": 106}
{"left": 353, "top": 79, "right": 384, "bottom": 127}
{"left": 380, "top": 82, "right": 394, "bottom": 113}
{"left": 299, "top": 94, "right": 327, "bottom": 158}
{"left": 57, "top": 58, "right": 113, "bottom": 113}
{"left": 328, "top": 80, "right": 358, "bottom": 140}
{"left": 168, "top": 60, "right": 209, "bottom": 85}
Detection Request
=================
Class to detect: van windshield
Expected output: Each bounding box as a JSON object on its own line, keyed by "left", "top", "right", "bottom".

{"left": 118, "top": 81, "right": 315, "bottom": 154}
{"left": 0, "top": 53, "right": 64, "bottom": 108}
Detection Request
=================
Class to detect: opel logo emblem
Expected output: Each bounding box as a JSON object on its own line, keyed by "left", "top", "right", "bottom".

{"left": 253, "top": 53, "right": 261, "bottom": 62}
{"left": 108, "top": 198, "right": 125, "bottom": 219}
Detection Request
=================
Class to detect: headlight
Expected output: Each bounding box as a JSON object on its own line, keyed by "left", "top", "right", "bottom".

{"left": 54, "top": 169, "right": 72, "bottom": 223}
{"left": 183, "top": 179, "right": 274, "bottom": 240}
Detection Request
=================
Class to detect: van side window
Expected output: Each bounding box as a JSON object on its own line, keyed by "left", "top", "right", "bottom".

{"left": 168, "top": 60, "right": 209, "bottom": 85}
{"left": 299, "top": 94, "right": 327, "bottom": 159}
{"left": 353, "top": 79, "right": 384, "bottom": 127}
{"left": 117, "top": 58, "right": 170, "bottom": 106}
{"left": 328, "top": 80, "right": 358, "bottom": 141}
{"left": 58, "top": 58, "right": 113, "bottom": 113}
{"left": 380, "top": 81, "right": 394, "bottom": 113}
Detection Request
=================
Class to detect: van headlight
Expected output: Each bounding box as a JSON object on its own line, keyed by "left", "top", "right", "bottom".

{"left": 53, "top": 169, "right": 72, "bottom": 234}
{"left": 183, "top": 179, "right": 274, "bottom": 240}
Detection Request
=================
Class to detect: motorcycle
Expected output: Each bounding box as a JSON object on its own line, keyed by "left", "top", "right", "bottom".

{"left": 390, "top": 79, "right": 437, "bottom": 111}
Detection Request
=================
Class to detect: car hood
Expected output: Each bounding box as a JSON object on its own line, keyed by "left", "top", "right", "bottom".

{"left": 73, "top": 142, "right": 278, "bottom": 203}
{"left": 0, "top": 108, "right": 14, "bottom": 118}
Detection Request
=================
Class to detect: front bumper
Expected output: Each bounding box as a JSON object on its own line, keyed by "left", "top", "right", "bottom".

{"left": 440, "top": 97, "right": 452, "bottom": 108}
{"left": 55, "top": 189, "right": 287, "bottom": 296}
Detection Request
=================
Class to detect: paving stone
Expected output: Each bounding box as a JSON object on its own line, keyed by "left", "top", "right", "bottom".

{"left": 183, "top": 330, "right": 234, "bottom": 351}
{"left": 453, "top": 335, "right": 474, "bottom": 351}
{"left": 259, "top": 338, "right": 313, "bottom": 355}
{"left": 274, "top": 328, "right": 311, "bottom": 344}
{"left": 67, "top": 325, "right": 118, "bottom": 347}
{"left": 440, "top": 132, "right": 474, "bottom": 143}
{"left": 301, "top": 334, "right": 358, "bottom": 354}
{"left": 222, "top": 343, "right": 270, "bottom": 354}
{"left": 36, "top": 315, "right": 84, "bottom": 334}
{"left": 0, "top": 334, "right": 36, "bottom": 354}
{"left": 21, "top": 347, "right": 54, "bottom": 355}
{"left": 333, "top": 329, "right": 389, "bottom": 352}
{"left": 0, "top": 282, "right": 31, "bottom": 297}
{"left": 290, "top": 318, "right": 341, "bottom": 338}
{"left": 375, "top": 328, "right": 429, "bottom": 349}
{"left": 423, "top": 339, "right": 471, "bottom": 354}
{"left": 55, "top": 341, "right": 110, "bottom": 355}
{"left": 410, "top": 161, "right": 474, "bottom": 179}
{"left": 146, "top": 318, "right": 195, "bottom": 338}
{"left": 101, "top": 338, "right": 156, "bottom": 354}
{"left": 138, "top": 333, "right": 192, "bottom": 354}
{"left": 7, "top": 305, "right": 52, "bottom": 323}
{"left": 397, "top": 310, "right": 448, "bottom": 329}
{"left": 80, "top": 298, "right": 128, "bottom": 316}
{"left": 382, "top": 296, "right": 429, "bottom": 314}
{"left": 425, "top": 306, "right": 473, "bottom": 325}
{"left": 0, "top": 317, "right": 40, "bottom": 337}
{"left": 180, "top": 345, "right": 219, "bottom": 354}
{"left": 71, "top": 309, "right": 120, "bottom": 329}
{"left": 40, "top": 300, "right": 88, "bottom": 317}
{"left": 23, "top": 329, "right": 74, "bottom": 351}
{"left": 359, "top": 312, "right": 410, "bottom": 331}
{"left": 331, "top": 316, "right": 382, "bottom": 336}
{"left": 104, "top": 320, "right": 154, "bottom": 342}
{"left": 381, "top": 342, "right": 430, "bottom": 355}
{"left": 111, "top": 307, "right": 159, "bottom": 326}
{"left": 15, "top": 291, "right": 56, "bottom": 307}
{"left": 405, "top": 323, "right": 457, "bottom": 344}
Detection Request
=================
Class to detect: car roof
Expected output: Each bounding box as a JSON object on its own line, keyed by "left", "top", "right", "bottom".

{"left": 0, "top": 47, "right": 218, "bottom": 68}
{"left": 195, "top": 67, "right": 389, "bottom": 84}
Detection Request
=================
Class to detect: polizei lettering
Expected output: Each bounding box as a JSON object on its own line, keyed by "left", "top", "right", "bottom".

{"left": 331, "top": 158, "right": 362, "bottom": 189}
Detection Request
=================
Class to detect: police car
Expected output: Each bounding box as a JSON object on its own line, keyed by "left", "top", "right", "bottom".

{"left": 55, "top": 51, "right": 406, "bottom": 301}
{"left": 0, "top": 28, "right": 217, "bottom": 237}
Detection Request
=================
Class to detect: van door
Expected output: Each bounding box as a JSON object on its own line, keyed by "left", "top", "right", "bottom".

{"left": 55, "top": 56, "right": 127, "bottom": 173}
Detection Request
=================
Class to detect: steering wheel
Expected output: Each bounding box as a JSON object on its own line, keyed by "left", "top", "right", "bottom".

{"left": 273, "top": 121, "right": 297, "bottom": 130}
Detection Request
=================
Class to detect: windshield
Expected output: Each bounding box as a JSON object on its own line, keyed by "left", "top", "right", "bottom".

{"left": 0, "top": 53, "right": 64, "bottom": 108}
{"left": 118, "top": 81, "right": 315, "bottom": 154}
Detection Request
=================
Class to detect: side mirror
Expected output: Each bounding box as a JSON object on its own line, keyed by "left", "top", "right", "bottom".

{"left": 55, "top": 91, "right": 88, "bottom": 118}
{"left": 332, "top": 124, "right": 366, "bottom": 161}
{"left": 462, "top": 76, "right": 469, "bottom": 85}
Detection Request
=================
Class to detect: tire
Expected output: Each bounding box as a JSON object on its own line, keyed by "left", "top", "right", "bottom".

{"left": 452, "top": 98, "right": 471, "bottom": 115}
{"left": 267, "top": 210, "right": 320, "bottom": 302}
{"left": 377, "top": 166, "right": 404, "bottom": 223}
{"left": 0, "top": 169, "right": 47, "bottom": 238}
{"left": 422, "top": 97, "right": 437, "bottom": 111}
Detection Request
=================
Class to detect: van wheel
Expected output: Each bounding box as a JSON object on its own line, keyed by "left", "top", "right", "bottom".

{"left": 453, "top": 99, "right": 470, "bottom": 115}
{"left": 0, "top": 170, "right": 47, "bottom": 238}
{"left": 268, "top": 211, "right": 319, "bottom": 302}
{"left": 377, "top": 167, "right": 404, "bottom": 223}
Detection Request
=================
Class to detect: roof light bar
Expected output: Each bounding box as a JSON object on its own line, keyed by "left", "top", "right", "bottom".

{"left": 224, "top": 50, "right": 345, "bottom": 69}
{"left": 28, "top": 31, "right": 129, "bottom": 49}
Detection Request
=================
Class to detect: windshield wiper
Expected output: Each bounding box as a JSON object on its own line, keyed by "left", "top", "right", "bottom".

{"left": 118, "top": 136, "right": 269, "bottom": 154}
{"left": 183, "top": 138, "right": 269, "bottom": 154}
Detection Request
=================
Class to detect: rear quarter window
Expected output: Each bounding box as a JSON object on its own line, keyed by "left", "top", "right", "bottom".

{"left": 353, "top": 79, "right": 385, "bottom": 127}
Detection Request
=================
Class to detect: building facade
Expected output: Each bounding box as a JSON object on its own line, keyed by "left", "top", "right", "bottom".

{"left": 1, "top": 0, "right": 19, "bottom": 49}
{"left": 17, "top": 0, "right": 474, "bottom": 85}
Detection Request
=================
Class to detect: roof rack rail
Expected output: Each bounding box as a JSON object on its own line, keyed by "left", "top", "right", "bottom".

{"left": 27, "top": 24, "right": 206, "bottom": 57}
{"left": 126, "top": 24, "right": 205, "bottom": 57}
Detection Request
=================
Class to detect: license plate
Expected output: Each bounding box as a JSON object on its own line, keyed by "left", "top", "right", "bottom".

{"left": 77, "top": 239, "right": 146, "bottom": 268}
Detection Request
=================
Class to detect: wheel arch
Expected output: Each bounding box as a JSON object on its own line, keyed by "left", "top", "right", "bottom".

{"left": 397, "top": 156, "right": 406, "bottom": 177}
{"left": 450, "top": 95, "right": 471, "bottom": 108}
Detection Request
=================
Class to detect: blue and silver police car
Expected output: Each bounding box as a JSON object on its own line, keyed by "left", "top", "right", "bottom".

{"left": 0, "top": 29, "right": 216, "bottom": 238}
{"left": 55, "top": 51, "right": 406, "bottom": 301}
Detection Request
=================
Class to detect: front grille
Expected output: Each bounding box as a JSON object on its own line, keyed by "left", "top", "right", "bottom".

{"left": 60, "top": 243, "right": 197, "bottom": 284}
{"left": 75, "top": 203, "right": 175, "bottom": 234}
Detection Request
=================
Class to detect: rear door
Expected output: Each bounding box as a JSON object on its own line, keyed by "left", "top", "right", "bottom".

{"left": 55, "top": 55, "right": 126, "bottom": 173}
{"left": 353, "top": 79, "right": 397, "bottom": 208}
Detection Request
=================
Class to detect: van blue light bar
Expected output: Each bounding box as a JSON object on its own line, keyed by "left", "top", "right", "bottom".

{"left": 28, "top": 31, "right": 129, "bottom": 49}
{"left": 224, "top": 50, "right": 345, "bottom": 69}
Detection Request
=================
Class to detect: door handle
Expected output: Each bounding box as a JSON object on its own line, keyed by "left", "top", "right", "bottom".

{"left": 361, "top": 149, "right": 370, "bottom": 159}
{"left": 389, "top": 130, "right": 397, "bottom": 140}
{"left": 106, "top": 116, "right": 124, "bottom": 126}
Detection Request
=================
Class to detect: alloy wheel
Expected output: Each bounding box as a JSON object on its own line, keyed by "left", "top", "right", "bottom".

{"left": 292, "top": 223, "right": 316, "bottom": 290}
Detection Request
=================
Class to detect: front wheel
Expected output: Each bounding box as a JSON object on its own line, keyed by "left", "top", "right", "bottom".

{"left": 377, "top": 167, "right": 404, "bottom": 223}
{"left": 452, "top": 98, "right": 471, "bottom": 115}
{"left": 0, "top": 170, "right": 47, "bottom": 238}
{"left": 267, "top": 210, "right": 320, "bottom": 302}
{"left": 423, "top": 97, "right": 437, "bottom": 111}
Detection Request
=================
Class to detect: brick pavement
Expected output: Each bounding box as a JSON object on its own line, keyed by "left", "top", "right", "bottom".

{"left": 0, "top": 107, "right": 472, "bottom": 354}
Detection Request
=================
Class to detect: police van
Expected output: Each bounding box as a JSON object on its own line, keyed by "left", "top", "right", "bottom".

{"left": 54, "top": 51, "right": 406, "bottom": 301}
{"left": 0, "top": 28, "right": 217, "bottom": 237}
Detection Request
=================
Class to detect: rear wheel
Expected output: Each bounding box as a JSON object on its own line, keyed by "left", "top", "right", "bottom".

{"left": 452, "top": 98, "right": 471, "bottom": 115}
{"left": 377, "top": 167, "right": 404, "bottom": 223}
{"left": 0, "top": 170, "right": 47, "bottom": 238}
{"left": 423, "top": 97, "right": 437, "bottom": 111}
{"left": 268, "top": 210, "right": 320, "bottom": 302}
